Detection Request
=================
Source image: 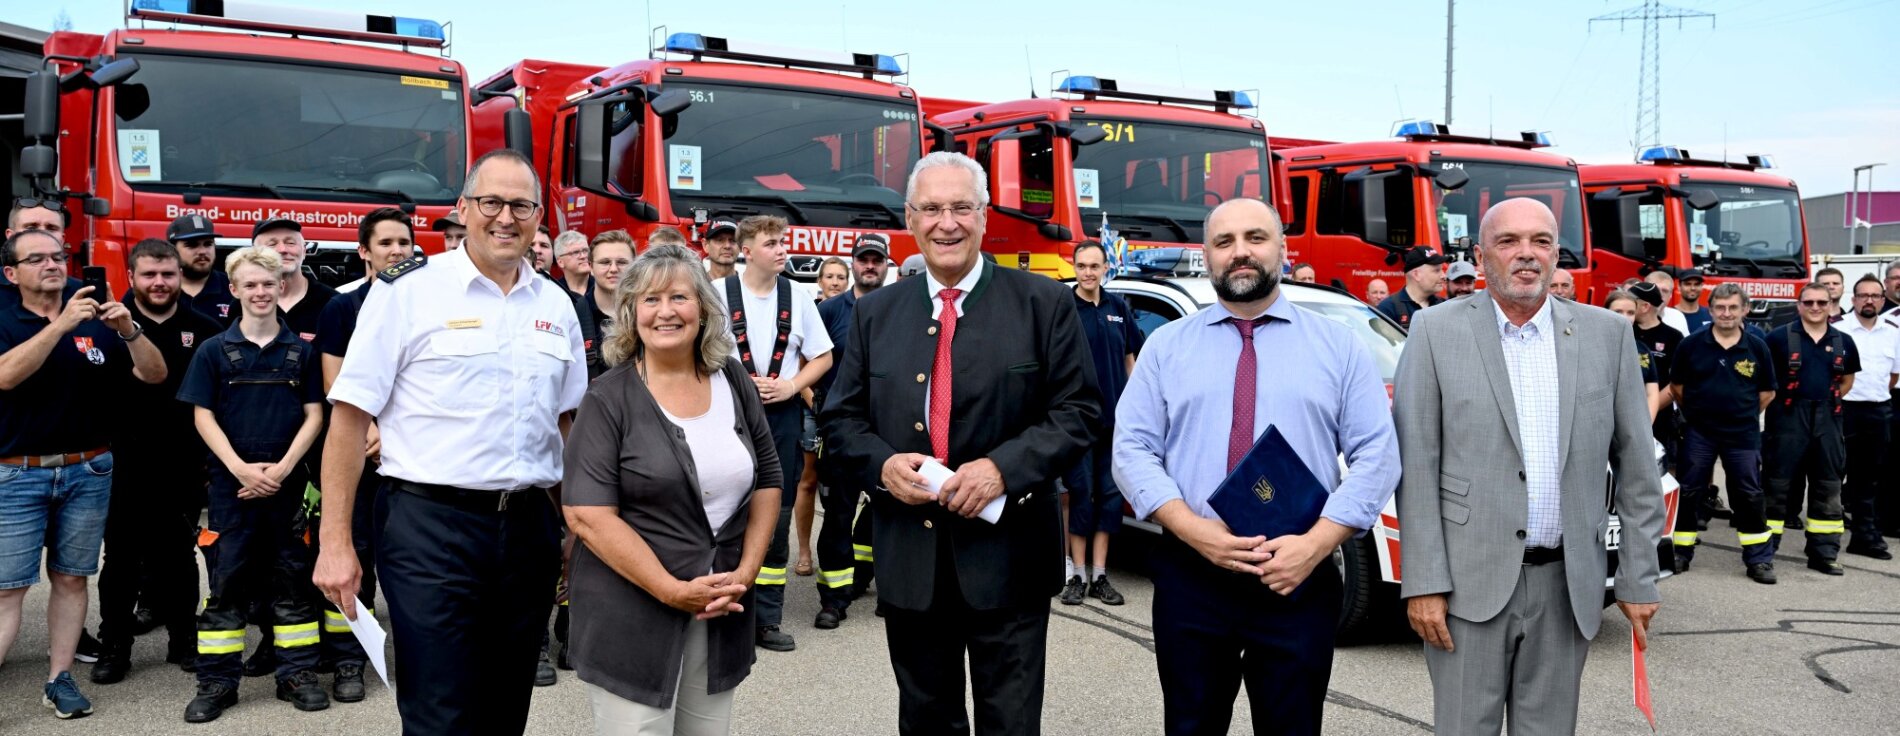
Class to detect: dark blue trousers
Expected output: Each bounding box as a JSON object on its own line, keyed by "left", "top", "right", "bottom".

{"left": 753, "top": 400, "right": 805, "bottom": 628}
{"left": 1152, "top": 534, "right": 1340, "bottom": 736}
{"left": 379, "top": 483, "right": 561, "bottom": 736}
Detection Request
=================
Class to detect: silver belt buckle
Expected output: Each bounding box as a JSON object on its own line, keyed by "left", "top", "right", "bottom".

{"left": 37, "top": 454, "right": 63, "bottom": 467}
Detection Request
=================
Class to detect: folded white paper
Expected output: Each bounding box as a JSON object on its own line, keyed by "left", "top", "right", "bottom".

{"left": 344, "top": 598, "right": 392, "bottom": 689}
{"left": 917, "top": 458, "right": 1006, "bottom": 523}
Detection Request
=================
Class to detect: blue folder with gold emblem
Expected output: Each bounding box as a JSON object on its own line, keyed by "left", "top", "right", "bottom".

{"left": 1207, "top": 425, "right": 1328, "bottom": 542}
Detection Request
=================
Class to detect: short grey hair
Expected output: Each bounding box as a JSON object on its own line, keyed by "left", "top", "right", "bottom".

{"left": 553, "top": 230, "right": 588, "bottom": 256}
{"left": 1707, "top": 282, "right": 1750, "bottom": 308}
{"left": 461, "top": 149, "right": 543, "bottom": 202}
{"left": 1885, "top": 259, "right": 1900, "bottom": 280}
{"left": 905, "top": 151, "right": 989, "bottom": 208}
{"left": 601, "top": 243, "right": 734, "bottom": 375}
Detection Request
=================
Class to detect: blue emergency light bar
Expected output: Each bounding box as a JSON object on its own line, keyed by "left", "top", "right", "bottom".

{"left": 1055, "top": 75, "right": 1255, "bottom": 111}
{"left": 1394, "top": 119, "right": 1554, "bottom": 149}
{"left": 1638, "top": 145, "right": 1774, "bottom": 171}
{"left": 1638, "top": 145, "right": 1685, "bottom": 162}
{"left": 660, "top": 33, "right": 903, "bottom": 76}
{"left": 1394, "top": 119, "right": 1445, "bottom": 137}
{"left": 130, "top": 0, "right": 446, "bottom": 47}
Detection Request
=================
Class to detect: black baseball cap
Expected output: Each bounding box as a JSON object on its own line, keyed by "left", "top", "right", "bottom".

{"left": 1401, "top": 247, "right": 1448, "bottom": 273}
{"left": 1629, "top": 281, "right": 1664, "bottom": 307}
{"left": 430, "top": 211, "right": 464, "bottom": 231}
{"left": 705, "top": 219, "right": 738, "bottom": 238}
{"left": 167, "top": 213, "right": 216, "bottom": 242}
{"left": 250, "top": 218, "right": 301, "bottom": 239}
{"left": 1676, "top": 267, "right": 1706, "bottom": 283}
{"left": 852, "top": 233, "right": 890, "bottom": 259}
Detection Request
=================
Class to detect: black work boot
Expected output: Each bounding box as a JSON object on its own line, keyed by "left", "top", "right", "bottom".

{"left": 243, "top": 646, "right": 277, "bottom": 678}
{"left": 90, "top": 640, "right": 132, "bottom": 684}
{"left": 184, "top": 681, "right": 238, "bottom": 723}
{"left": 332, "top": 663, "right": 366, "bottom": 703}
{"left": 534, "top": 645, "right": 557, "bottom": 687}
{"left": 276, "top": 671, "right": 330, "bottom": 711}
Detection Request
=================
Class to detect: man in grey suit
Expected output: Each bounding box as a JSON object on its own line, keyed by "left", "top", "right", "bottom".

{"left": 1395, "top": 198, "right": 1665, "bottom": 735}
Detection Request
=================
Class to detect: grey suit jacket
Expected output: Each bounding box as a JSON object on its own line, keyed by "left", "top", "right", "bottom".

{"left": 1394, "top": 292, "right": 1665, "bottom": 639}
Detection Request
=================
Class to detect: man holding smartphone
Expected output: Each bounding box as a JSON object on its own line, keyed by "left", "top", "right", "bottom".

{"left": 0, "top": 229, "right": 166, "bottom": 719}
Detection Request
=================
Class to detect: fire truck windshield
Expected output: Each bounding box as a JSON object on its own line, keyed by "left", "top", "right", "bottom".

{"left": 1682, "top": 184, "right": 1804, "bottom": 270}
{"left": 111, "top": 54, "right": 466, "bottom": 205}
{"left": 663, "top": 82, "right": 920, "bottom": 228}
{"left": 1072, "top": 118, "right": 1267, "bottom": 244}
{"left": 1428, "top": 160, "right": 1586, "bottom": 269}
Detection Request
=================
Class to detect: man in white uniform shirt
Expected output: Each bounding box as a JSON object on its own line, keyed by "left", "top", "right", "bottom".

{"left": 1840, "top": 274, "right": 1899, "bottom": 559}
{"left": 712, "top": 215, "right": 833, "bottom": 652}
{"left": 313, "top": 149, "right": 588, "bottom": 735}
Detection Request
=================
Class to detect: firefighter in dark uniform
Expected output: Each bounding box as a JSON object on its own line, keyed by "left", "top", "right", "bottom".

{"left": 814, "top": 233, "right": 889, "bottom": 627}
{"left": 177, "top": 246, "right": 329, "bottom": 722}
{"left": 1666, "top": 284, "right": 1778, "bottom": 582}
{"left": 308, "top": 207, "right": 414, "bottom": 703}
{"left": 1763, "top": 283, "right": 1862, "bottom": 576}
{"left": 92, "top": 239, "right": 223, "bottom": 684}
{"left": 1375, "top": 246, "right": 1447, "bottom": 329}
{"left": 166, "top": 214, "right": 240, "bottom": 326}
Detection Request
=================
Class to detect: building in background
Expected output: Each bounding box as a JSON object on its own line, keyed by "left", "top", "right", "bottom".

{"left": 1807, "top": 191, "right": 1900, "bottom": 255}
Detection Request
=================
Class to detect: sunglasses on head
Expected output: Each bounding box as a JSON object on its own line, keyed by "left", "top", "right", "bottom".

{"left": 11, "top": 196, "right": 65, "bottom": 212}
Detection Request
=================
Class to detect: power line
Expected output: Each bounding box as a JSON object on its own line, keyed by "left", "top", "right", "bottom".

{"left": 1590, "top": 1, "right": 1716, "bottom": 153}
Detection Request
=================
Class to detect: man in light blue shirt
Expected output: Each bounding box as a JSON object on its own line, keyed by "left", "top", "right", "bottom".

{"left": 1112, "top": 198, "right": 1399, "bottom": 736}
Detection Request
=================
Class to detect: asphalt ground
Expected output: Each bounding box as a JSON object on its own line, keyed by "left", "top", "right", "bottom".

{"left": 1, "top": 513, "right": 1896, "bottom": 734}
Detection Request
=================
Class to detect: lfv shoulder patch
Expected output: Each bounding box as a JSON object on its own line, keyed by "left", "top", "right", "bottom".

{"left": 377, "top": 254, "right": 429, "bottom": 284}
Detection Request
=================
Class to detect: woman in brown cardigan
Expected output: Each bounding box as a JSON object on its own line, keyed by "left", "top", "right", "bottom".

{"left": 562, "top": 244, "right": 782, "bottom": 735}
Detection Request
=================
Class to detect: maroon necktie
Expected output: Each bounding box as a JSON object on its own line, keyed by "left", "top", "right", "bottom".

{"left": 1228, "top": 317, "right": 1266, "bottom": 471}
{"left": 928, "top": 289, "right": 962, "bottom": 462}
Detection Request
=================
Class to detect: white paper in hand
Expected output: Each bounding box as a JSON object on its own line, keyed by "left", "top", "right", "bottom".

{"left": 343, "top": 598, "right": 392, "bottom": 689}
{"left": 917, "top": 458, "right": 1007, "bottom": 524}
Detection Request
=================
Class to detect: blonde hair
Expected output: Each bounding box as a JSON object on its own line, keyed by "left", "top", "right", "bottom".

{"left": 224, "top": 246, "right": 283, "bottom": 279}
{"left": 601, "top": 244, "right": 734, "bottom": 375}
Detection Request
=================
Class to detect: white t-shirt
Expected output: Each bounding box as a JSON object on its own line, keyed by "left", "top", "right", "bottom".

{"left": 1660, "top": 306, "right": 1690, "bottom": 337}
{"left": 659, "top": 369, "right": 757, "bottom": 533}
{"left": 713, "top": 276, "right": 832, "bottom": 378}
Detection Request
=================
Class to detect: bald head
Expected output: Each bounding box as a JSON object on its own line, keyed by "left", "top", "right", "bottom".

{"left": 1476, "top": 197, "right": 1559, "bottom": 306}
{"left": 1478, "top": 198, "right": 1557, "bottom": 246}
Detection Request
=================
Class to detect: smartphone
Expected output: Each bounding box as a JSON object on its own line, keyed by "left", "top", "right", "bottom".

{"left": 82, "top": 266, "right": 110, "bottom": 303}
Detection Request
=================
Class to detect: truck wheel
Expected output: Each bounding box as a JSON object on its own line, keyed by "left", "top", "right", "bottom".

{"left": 1334, "top": 534, "right": 1380, "bottom": 641}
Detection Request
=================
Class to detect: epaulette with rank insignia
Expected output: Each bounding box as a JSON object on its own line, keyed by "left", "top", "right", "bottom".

{"left": 377, "top": 255, "right": 428, "bottom": 284}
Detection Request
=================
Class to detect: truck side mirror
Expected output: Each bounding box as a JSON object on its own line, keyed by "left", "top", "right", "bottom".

{"left": 987, "top": 136, "right": 1024, "bottom": 211}
{"left": 1067, "top": 124, "right": 1108, "bottom": 146}
{"left": 19, "top": 145, "right": 56, "bottom": 179}
{"left": 1343, "top": 167, "right": 1398, "bottom": 246}
{"left": 573, "top": 100, "right": 613, "bottom": 196}
{"left": 1433, "top": 168, "right": 1470, "bottom": 191}
{"left": 24, "top": 70, "right": 58, "bottom": 140}
{"left": 648, "top": 89, "right": 691, "bottom": 118}
{"left": 503, "top": 107, "right": 533, "bottom": 159}
{"left": 88, "top": 58, "right": 139, "bottom": 89}
{"left": 1685, "top": 189, "right": 1718, "bottom": 211}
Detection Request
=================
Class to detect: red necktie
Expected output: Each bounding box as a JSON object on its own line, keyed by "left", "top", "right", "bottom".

{"left": 1228, "top": 317, "right": 1265, "bottom": 471}
{"left": 929, "top": 288, "right": 962, "bottom": 462}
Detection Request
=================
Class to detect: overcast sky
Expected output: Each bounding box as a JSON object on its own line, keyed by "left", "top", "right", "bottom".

{"left": 39, "top": 0, "right": 1900, "bottom": 202}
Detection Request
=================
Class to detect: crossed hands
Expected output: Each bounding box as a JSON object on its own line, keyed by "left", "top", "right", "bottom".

{"left": 233, "top": 461, "right": 292, "bottom": 500}
{"left": 1175, "top": 513, "right": 1331, "bottom": 596}
{"left": 668, "top": 570, "right": 755, "bottom": 621}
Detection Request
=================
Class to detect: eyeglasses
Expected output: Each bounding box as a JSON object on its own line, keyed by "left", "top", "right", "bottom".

{"left": 560, "top": 249, "right": 589, "bottom": 260}
{"left": 14, "top": 252, "right": 70, "bottom": 266}
{"left": 1854, "top": 293, "right": 1885, "bottom": 300}
{"left": 11, "top": 196, "right": 65, "bottom": 212}
{"left": 906, "top": 202, "right": 980, "bottom": 220}
{"left": 470, "top": 196, "right": 541, "bottom": 220}
{"left": 1799, "top": 299, "right": 1833, "bottom": 307}
{"left": 592, "top": 258, "right": 633, "bottom": 270}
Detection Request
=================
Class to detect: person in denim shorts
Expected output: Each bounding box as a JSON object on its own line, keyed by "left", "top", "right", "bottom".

{"left": 0, "top": 227, "right": 167, "bottom": 719}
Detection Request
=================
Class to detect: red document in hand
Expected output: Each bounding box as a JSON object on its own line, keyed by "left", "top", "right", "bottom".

{"left": 1633, "top": 630, "right": 1656, "bottom": 731}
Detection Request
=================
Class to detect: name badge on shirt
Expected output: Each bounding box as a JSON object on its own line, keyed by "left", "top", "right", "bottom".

{"left": 533, "top": 320, "right": 565, "bottom": 337}
{"left": 1106, "top": 314, "right": 1125, "bottom": 324}
{"left": 446, "top": 318, "right": 483, "bottom": 330}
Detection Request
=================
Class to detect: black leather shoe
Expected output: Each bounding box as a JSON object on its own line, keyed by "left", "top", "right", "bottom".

{"left": 1088, "top": 577, "right": 1126, "bottom": 606}
{"left": 1671, "top": 554, "right": 1693, "bottom": 574}
{"left": 814, "top": 607, "right": 845, "bottom": 630}
{"left": 74, "top": 630, "right": 103, "bottom": 664}
{"left": 1746, "top": 563, "right": 1777, "bottom": 585}
{"left": 1706, "top": 495, "right": 1733, "bottom": 520}
{"left": 555, "top": 639, "right": 573, "bottom": 670}
{"left": 1807, "top": 558, "right": 1845, "bottom": 576}
{"left": 755, "top": 626, "right": 796, "bottom": 652}
{"left": 89, "top": 644, "right": 130, "bottom": 684}
{"left": 184, "top": 682, "right": 238, "bottom": 723}
{"left": 1847, "top": 545, "right": 1893, "bottom": 561}
{"left": 276, "top": 671, "right": 330, "bottom": 711}
{"left": 1787, "top": 517, "right": 1805, "bottom": 531}
{"left": 1059, "top": 576, "right": 1086, "bottom": 606}
{"left": 243, "top": 646, "right": 277, "bottom": 678}
{"left": 534, "top": 646, "right": 557, "bottom": 687}
{"left": 132, "top": 607, "right": 163, "bottom": 636}
{"left": 332, "top": 663, "right": 366, "bottom": 703}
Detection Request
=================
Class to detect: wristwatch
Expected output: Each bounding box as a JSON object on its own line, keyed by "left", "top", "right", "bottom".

{"left": 116, "top": 322, "right": 145, "bottom": 342}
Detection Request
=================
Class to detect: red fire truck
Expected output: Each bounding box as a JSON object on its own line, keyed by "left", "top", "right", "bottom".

{"left": 471, "top": 32, "right": 927, "bottom": 278}
{"left": 1280, "top": 121, "right": 1596, "bottom": 304}
{"left": 16, "top": 1, "right": 469, "bottom": 293}
{"left": 1582, "top": 147, "right": 1811, "bottom": 327}
{"left": 927, "top": 76, "right": 1287, "bottom": 279}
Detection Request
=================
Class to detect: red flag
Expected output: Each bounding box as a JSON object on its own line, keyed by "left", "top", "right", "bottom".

{"left": 1633, "top": 630, "right": 1656, "bottom": 731}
